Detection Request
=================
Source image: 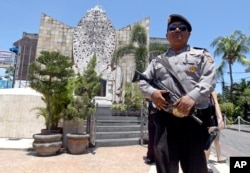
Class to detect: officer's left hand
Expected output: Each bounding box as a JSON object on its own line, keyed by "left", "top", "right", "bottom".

{"left": 151, "top": 90, "right": 168, "bottom": 110}
{"left": 173, "top": 95, "right": 195, "bottom": 116}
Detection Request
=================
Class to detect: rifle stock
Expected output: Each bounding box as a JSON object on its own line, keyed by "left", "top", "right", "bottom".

{"left": 132, "top": 70, "right": 203, "bottom": 125}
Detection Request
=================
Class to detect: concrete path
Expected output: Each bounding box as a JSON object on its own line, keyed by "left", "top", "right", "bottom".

{"left": 1, "top": 127, "right": 250, "bottom": 173}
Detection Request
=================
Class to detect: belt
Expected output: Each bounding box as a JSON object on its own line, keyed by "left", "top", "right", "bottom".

{"left": 196, "top": 106, "right": 211, "bottom": 115}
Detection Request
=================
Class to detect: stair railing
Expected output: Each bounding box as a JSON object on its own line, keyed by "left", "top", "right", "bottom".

{"left": 140, "top": 101, "right": 148, "bottom": 145}
{"left": 87, "top": 103, "right": 98, "bottom": 146}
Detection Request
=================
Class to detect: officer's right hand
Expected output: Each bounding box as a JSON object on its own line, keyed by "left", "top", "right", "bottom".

{"left": 151, "top": 90, "right": 168, "bottom": 110}
{"left": 173, "top": 95, "right": 195, "bottom": 116}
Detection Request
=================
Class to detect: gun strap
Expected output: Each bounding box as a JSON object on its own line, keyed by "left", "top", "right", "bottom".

{"left": 155, "top": 56, "right": 187, "bottom": 95}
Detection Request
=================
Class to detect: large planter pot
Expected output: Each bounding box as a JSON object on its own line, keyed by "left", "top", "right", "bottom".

{"left": 33, "top": 133, "right": 62, "bottom": 156}
{"left": 41, "top": 127, "right": 63, "bottom": 134}
{"left": 63, "top": 120, "right": 85, "bottom": 149}
{"left": 66, "top": 133, "right": 89, "bottom": 154}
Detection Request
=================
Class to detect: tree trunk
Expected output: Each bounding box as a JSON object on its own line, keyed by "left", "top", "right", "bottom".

{"left": 229, "top": 63, "right": 234, "bottom": 102}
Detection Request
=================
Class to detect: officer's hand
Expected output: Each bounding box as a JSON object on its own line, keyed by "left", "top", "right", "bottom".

{"left": 173, "top": 95, "right": 195, "bottom": 116}
{"left": 151, "top": 90, "right": 168, "bottom": 110}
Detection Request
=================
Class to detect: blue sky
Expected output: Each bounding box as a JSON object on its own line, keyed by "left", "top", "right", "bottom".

{"left": 1, "top": 0, "right": 250, "bottom": 93}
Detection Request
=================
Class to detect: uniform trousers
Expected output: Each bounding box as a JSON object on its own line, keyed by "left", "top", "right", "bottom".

{"left": 147, "top": 111, "right": 156, "bottom": 160}
{"left": 154, "top": 108, "right": 210, "bottom": 173}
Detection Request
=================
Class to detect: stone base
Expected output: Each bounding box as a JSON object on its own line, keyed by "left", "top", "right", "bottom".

{"left": 93, "top": 96, "right": 112, "bottom": 116}
{"left": 33, "top": 133, "right": 62, "bottom": 156}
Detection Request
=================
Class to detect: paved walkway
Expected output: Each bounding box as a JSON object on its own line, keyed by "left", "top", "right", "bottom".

{"left": 1, "top": 126, "right": 250, "bottom": 173}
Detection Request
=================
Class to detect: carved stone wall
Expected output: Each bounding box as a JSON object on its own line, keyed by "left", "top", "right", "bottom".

{"left": 36, "top": 13, "right": 74, "bottom": 58}
{"left": 36, "top": 7, "right": 150, "bottom": 76}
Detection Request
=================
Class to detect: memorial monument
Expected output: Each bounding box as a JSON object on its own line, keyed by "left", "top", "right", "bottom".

{"left": 35, "top": 5, "right": 150, "bottom": 115}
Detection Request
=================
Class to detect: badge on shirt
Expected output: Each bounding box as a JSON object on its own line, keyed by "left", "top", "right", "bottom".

{"left": 189, "top": 66, "right": 196, "bottom": 73}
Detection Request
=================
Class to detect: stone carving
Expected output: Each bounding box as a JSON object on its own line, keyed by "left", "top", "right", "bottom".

{"left": 73, "top": 6, "right": 116, "bottom": 76}
{"left": 72, "top": 6, "right": 123, "bottom": 103}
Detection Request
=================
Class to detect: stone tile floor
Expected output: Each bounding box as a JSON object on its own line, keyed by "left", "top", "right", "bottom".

{"left": 0, "top": 145, "right": 151, "bottom": 173}
{"left": 0, "top": 137, "right": 230, "bottom": 173}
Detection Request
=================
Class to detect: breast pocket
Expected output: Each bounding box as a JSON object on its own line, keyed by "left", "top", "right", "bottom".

{"left": 155, "top": 63, "right": 170, "bottom": 80}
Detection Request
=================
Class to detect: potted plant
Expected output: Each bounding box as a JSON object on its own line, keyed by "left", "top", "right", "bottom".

{"left": 111, "top": 83, "right": 143, "bottom": 116}
{"left": 63, "top": 54, "right": 101, "bottom": 154}
{"left": 111, "top": 103, "right": 127, "bottom": 116}
{"left": 63, "top": 95, "right": 91, "bottom": 154}
{"left": 124, "top": 83, "right": 144, "bottom": 116}
{"left": 29, "top": 51, "right": 74, "bottom": 156}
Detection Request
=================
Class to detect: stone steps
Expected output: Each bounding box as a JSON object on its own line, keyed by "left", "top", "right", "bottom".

{"left": 95, "top": 138, "right": 140, "bottom": 147}
{"left": 94, "top": 115, "right": 142, "bottom": 147}
{"left": 96, "top": 125, "right": 141, "bottom": 132}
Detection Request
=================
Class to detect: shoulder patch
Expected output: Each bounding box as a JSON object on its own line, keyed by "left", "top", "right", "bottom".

{"left": 193, "top": 47, "right": 208, "bottom": 52}
{"left": 189, "top": 47, "right": 205, "bottom": 55}
{"left": 204, "top": 52, "right": 214, "bottom": 63}
{"left": 189, "top": 49, "right": 196, "bottom": 55}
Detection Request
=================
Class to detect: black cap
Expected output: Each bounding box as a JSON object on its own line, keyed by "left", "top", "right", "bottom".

{"left": 168, "top": 14, "right": 192, "bottom": 32}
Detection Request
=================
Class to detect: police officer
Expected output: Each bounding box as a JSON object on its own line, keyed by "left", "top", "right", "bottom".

{"left": 139, "top": 14, "right": 216, "bottom": 173}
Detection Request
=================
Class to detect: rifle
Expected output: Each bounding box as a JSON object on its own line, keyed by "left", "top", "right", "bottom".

{"left": 132, "top": 70, "right": 203, "bottom": 125}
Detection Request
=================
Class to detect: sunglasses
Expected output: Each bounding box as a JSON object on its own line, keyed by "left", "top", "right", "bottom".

{"left": 168, "top": 24, "right": 187, "bottom": 32}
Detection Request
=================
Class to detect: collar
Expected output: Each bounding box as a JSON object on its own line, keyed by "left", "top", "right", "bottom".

{"left": 166, "top": 45, "right": 190, "bottom": 55}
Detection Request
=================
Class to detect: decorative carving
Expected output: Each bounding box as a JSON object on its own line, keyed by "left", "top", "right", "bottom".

{"left": 73, "top": 6, "right": 116, "bottom": 77}
{"left": 73, "top": 6, "right": 124, "bottom": 103}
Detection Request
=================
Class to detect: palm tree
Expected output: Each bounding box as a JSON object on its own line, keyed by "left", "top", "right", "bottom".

{"left": 149, "top": 43, "right": 168, "bottom": 62}
{"left": 112, "top": 24, "right": 148, "bottom": 72}
{"left": 112, "top": 25, "right": 168, "bottom": 106}
{"left": 232, "top": 79, "right": 250, "bottom": 103}
{"left": 111, "top": 24, "right": 148, "bottom": 105}
{"left": 210, "top": 30, "right": 250, "bottom": 102}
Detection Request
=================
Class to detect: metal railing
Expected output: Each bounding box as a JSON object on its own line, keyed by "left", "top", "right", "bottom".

{"left": 225, "top": 116, "right": 250, "bottom": 132}
{"left": 86, "top": 103, "right": 97, "bottom": 146}
{"left": 140, "top": 103, "right": 148, "bottom": 145}
{"left": 139, "top": 109, "right": 250, "bottom": 142}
